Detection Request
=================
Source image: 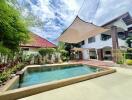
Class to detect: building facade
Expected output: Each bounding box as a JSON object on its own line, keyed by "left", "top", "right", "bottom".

{"left": 81, "top": 12, "right": 132, "bottom": 61}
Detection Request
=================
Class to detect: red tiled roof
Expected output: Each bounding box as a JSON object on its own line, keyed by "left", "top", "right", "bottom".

{"left": 21, "top": 33, "right": 56, "bottom": 48}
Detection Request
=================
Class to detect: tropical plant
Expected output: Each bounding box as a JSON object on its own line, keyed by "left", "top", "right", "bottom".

{"left": 115, "top": 49, "right": 125, "bottom": 64}
{"left": 126, "top": 37, "right": 132, "bottom": 48}
{"left": 59, "top": 49, "right": 69, "bottom": 61}
{"left": 125, "top": 48, "right": 132, "bottom": 59}
{"left": 0, "top": 0, "right": 29, "bottom": 51}
{"left": 38, "top": 48, "right": 47, "bottom": 63}
{"left": 0, "top": 63, "right": 24, "bottom": 84}
{"left": 58, "top": 42, "right": 65, "bottom": 50}
{"left": 0, "top": 43, "right": 10, "bottom": 54}
{"left": 55, "top": 42, "right": 69, "bottom": 62}
{"left": 46, "top": 48, "right": 55, "bottom": 54}
{"left": 46, "top": 48, "right": 55, "bottom": 57}
{"left": 38, "top": 48, "right": 56, "bottom": 64}
{"left": 126, "top": 59, "right": 132, "bottom": 65}
{"left": 0, "top": 43, "right": 11, "bottom": 64}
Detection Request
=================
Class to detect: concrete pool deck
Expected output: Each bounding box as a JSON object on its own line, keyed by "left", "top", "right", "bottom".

{"left": 19, "top": 66, "right": 132, "bottom": 100}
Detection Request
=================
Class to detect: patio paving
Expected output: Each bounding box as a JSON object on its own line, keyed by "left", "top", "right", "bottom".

{"left": 75, "top": 60, "right": 115, "bottom": 67}
{"left": 19, "top": 66, "right": 132, "bottom": 100}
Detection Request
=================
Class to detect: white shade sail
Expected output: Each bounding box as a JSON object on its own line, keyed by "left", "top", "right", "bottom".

{"left": 58, "top": 17, "right": 109, "bottom": 43}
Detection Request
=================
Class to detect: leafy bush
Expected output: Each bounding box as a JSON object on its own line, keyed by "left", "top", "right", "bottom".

{"left": 0, "top": 43, "right": 11, "bottom": 64}
{"left": 0, "top": 63, "right": 24, "bottom": 84}
{"left": 0, "top": 71, "right": 10, "bottom": 82}
{"left": 0, "top": 0, "right": 29, "bottom": 51}
{"left": 116, "top": 60, "right": 123, "bottom": 64}
{"left": 125, "top": 49, "right": 132, "bottom": 59}
{"left": 126, "top": 59, "right": 132, "bottom": 65}
{"left": 126, "top": 37, "right": 132, "bottom": 48}
{"left": 38, "top": 48, "right": 47, "bottom": 57}
{"left": 59, "top": 50, "right": 69, "bottom": 61}
{"left": 38, "top": 48, "right": 56, "bottom": 64}
{"left": 46, "top": 48, "right": 55, "bottom": 55}
{"left": 38, "top": 47, "right": 70, "bottom": 63}
{"left": 0, "top": 43, "right": 11, "bottom": 54}
{"left": 39, "top": 48, "right": 55, "bottom": 56}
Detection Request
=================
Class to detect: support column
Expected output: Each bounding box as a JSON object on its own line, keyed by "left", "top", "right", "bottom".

{"left": 87, "top": 50, "right": 90, "bottom": 60}
{"left": 97, "top": 49, "right": 103, "bottom": 60}
{"left": 111, "top": 26, "right": 119, "bottom": 62}
{"left": 82, "top": 49, "right": 89, "bottom": 60}
{"left": 95, "top": 49, "right": 98, "bottom": 60}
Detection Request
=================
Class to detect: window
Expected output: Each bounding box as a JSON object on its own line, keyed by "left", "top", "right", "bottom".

{"left": 89, "top": 51, "right": 97, "bottom": 59}
{"left": 118, "top": 32, "right": 125, "bottom": 40}
{"left": 101, "top": 34, "right": 111, "bottom": 41}
{"left": 128, "top": 32, "right": 132, "bottom": 37}
{"left": 88, "top": 37, "right": 95, "bottom": 43}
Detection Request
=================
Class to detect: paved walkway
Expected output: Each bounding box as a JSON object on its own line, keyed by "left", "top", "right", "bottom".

{"left": 19, "top": 66, "right": 132, "bottom": 100}
{"left": 75, "top": 60, "right": 115, "bottom": 67}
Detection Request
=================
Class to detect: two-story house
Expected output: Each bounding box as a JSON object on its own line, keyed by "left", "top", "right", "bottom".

{"left": 81, "top": 12, "right": 132, "bottom": 61}
{"left": 58, "top": 12, "right": 132, "bottom": 62}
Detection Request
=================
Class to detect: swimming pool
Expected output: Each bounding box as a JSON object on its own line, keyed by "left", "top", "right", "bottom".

{"left": 20, "top": 64, "right": 102, "bottom": 88}
{"left": 0, "top": 64, "right": 116, "bottom": 100}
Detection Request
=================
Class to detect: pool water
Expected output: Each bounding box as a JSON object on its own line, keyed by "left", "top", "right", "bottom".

{"left": 19, "top": 65, "right": 102, "bottom": 88}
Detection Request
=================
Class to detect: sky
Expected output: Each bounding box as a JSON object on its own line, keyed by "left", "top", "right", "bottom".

{"left": 13, "top": 0, "right": 132, "bottom": 43}
{"left": 79, "top": 0, "right": 132, "bottom": 25}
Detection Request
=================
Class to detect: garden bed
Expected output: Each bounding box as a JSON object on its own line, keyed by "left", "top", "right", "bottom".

{"left": 0, "top": 63, "right": 25, "bottom": 88}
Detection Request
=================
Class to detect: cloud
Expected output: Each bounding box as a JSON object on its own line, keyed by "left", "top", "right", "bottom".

{"left": 13, "top": 0, "right": 132, "bottom": 44}
{"left": 78, "top": 0, "right": 100, "bottom": 22}
{"left": 92, "top": 0, "right": 132, "bottom": 25}
{"left": 15, "top": 0, "right": 83, "bottom": 43}
{"left": 78, "top": 0, "right": 132, "bottom": 26}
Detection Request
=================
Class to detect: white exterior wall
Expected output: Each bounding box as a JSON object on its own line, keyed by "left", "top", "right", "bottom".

{"left": 82, "top": 39, "right": 89, "bottom": 60}
{"left": 81, "top": 34, "right": 127, "bottom": 60}
{"left": 82, "top": 34, "right": 113, "bottom": 49}
{"left": 82, "top": 50, "right": 89, "bottom": 60}
{"left": 113, "top": 19, "right": 128, "bottom": 31}
{"left": 22, "top": 47, "right": 39, "bottom": 56}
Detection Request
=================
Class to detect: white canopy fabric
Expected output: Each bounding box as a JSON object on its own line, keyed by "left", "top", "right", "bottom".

{"left": 58, "top": 17, "right": 109, "bottom": 43}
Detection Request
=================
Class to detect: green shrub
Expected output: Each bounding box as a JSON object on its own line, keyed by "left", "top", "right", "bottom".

{"left": 59, "top": 50, "right": 69, "bottom": 61}
{"left": 38, "top": 48, "right": 56, "bottom": 64}
{"left": 126, "top": 59, "right": 132, "bottom": 65}
{"left": 0, "top": 43, "right": 11, "bottom": 55}
{"left": 116, "top": 60, "right": 123, "bottom": 64}
{"left": 0, "top": 63, "right": 24, "bottom": 83}
{"left": 0, "top": 72, "right": 10, "bottom": 82}
{"left": 38, "top": 48, "right": 47, "bottom": 57}
{"left": 46, "top": 48, "right": 55, "bottom": 54}
{"left": 125, "top": 48, "right": 132, "bottom": 59}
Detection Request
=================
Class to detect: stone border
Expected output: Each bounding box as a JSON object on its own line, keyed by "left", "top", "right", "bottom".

{"left": 0, "top": 76, "right": 19, "bottom": 92}
{"left": 0, "top": 64, "right": 116, "bottom": 100}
